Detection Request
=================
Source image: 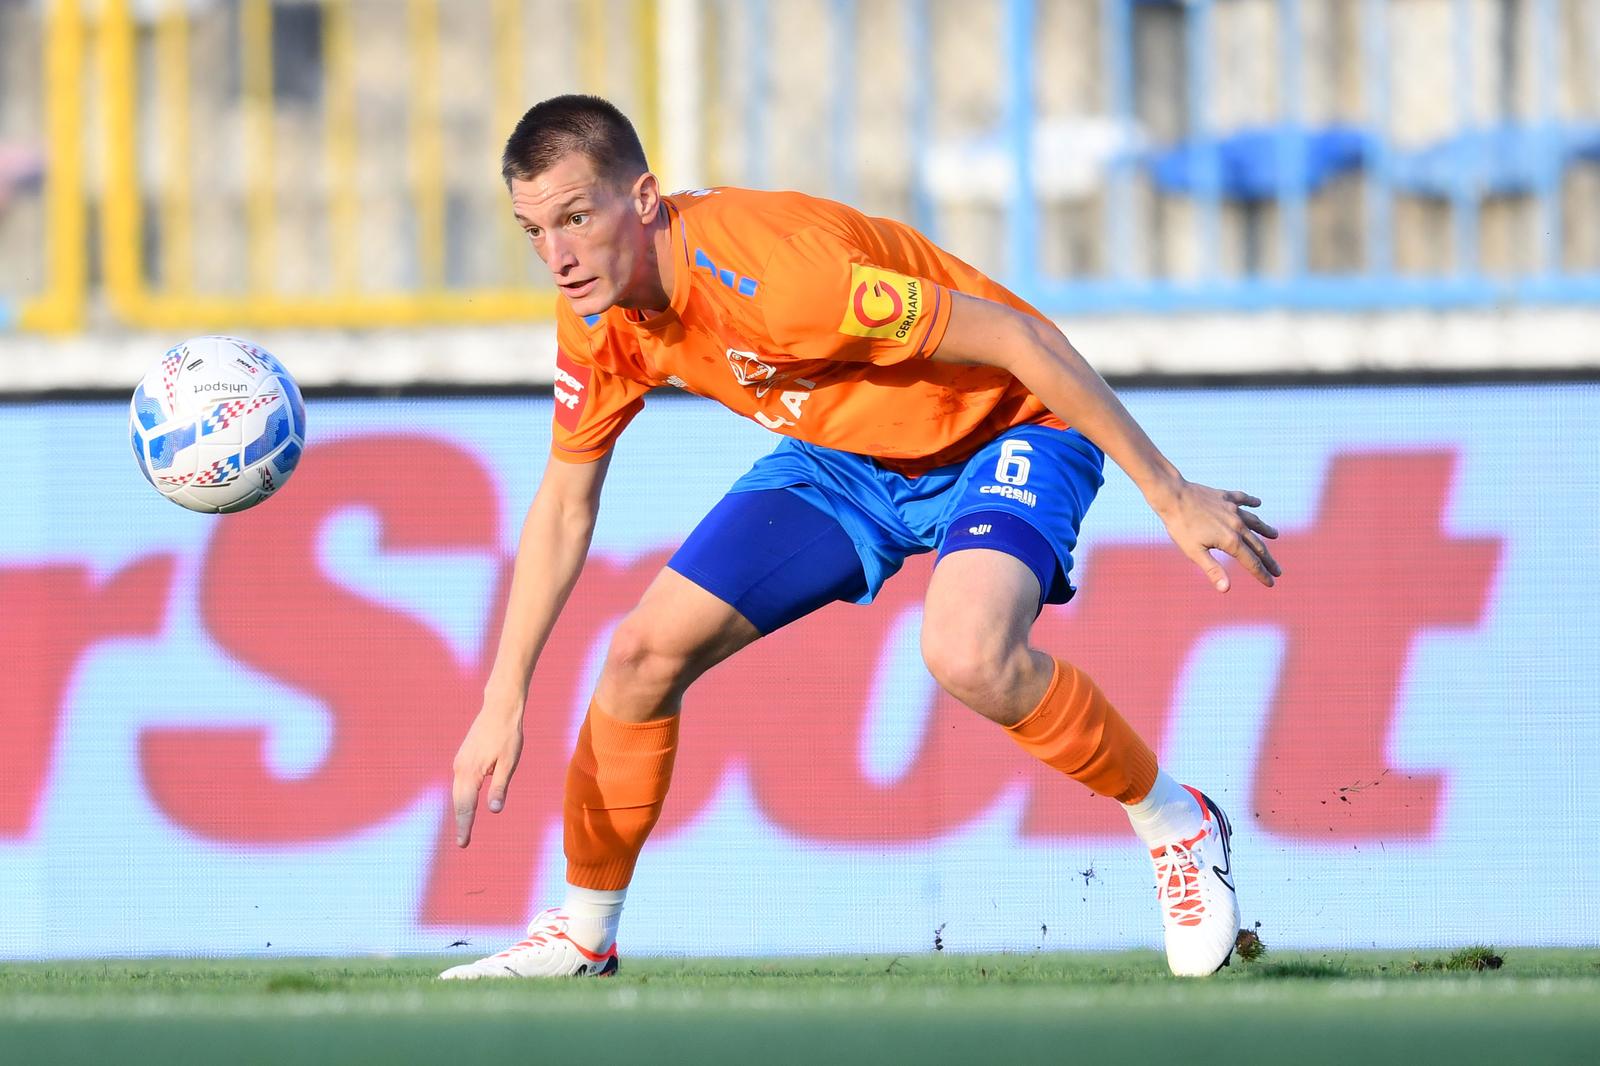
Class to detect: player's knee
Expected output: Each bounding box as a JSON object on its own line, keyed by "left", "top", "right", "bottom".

{"left": 603, "top": 611, "right": 697, "bottom": 696}
{"left": 920, "top": 624, "right": 1025, "bottom": 716}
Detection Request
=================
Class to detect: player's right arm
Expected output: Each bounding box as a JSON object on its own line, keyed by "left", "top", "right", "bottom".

{"left": 452, "top": 310, "right": 649, "bottom": 846}
{"left": 451, "top": 449, "right": 611, "bottom": 847}
{"left": 932, "top": 291, "right": 1281, "bottom": 593}
{"left": 759, "top": 226, "right": 1278, "bottom": 593}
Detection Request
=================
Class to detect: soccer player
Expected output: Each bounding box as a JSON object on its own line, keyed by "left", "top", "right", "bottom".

{"left": 441, "top": 95, "right": 1280, "bottom": 980}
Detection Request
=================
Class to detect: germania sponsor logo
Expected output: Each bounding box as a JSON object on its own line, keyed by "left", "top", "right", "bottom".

{"left": 980, "top": 484, "right": 1037, "bottom": 507}
{"left": 838, "top": 264, "right": 924, "bottom": 340}
{"left": 192, "top": 382, "right": 248, "bottom": 394}
{"left": 854, "top": 280, "right": 901, "bottom": 327}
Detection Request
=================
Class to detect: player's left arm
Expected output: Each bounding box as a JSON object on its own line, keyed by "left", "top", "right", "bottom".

{"left": 932, "top": 291, "right": 1282, "bottom": 592}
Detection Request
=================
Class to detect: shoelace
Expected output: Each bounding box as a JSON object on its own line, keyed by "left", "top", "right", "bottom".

{"left": 492, "top": 908, "right": 568, "bottom": 959}
{"left": 1153, "top": 842, "right": 1207, "bottom": 926}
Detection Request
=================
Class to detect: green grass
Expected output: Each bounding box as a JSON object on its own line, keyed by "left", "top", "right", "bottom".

{"left": 2, "top": 949, "right": 1597, "bottom": 1065}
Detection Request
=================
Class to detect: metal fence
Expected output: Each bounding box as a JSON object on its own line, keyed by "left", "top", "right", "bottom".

{"left": 1, "top": 0, "right": 1597, "bottom": 334}
{"left": 0, "top": 0, "right": 83, "bottom": 332}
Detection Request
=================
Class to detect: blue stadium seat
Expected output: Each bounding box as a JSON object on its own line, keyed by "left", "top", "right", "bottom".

{"left": 1387, "top": 123, "right": 1600, "bottom": 198}
{"left": 1146, "top": 124, "right": 1372, "bottom": 201}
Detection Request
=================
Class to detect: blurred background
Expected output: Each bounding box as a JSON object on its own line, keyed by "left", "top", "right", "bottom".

{"left": 3, "top": 0, "right": 1599, "bottom": 378}
{"left": 0, "top": 0, "right": 1596, "bottom": 961}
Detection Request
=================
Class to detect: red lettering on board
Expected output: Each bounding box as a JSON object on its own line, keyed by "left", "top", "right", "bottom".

{"left": 1249, "top": 452, "right": 1500, "bottom": 837}
{"left": 1018, "top": 452, "right": 1500, "bottom": 840}
{"left": 0, "top": 555, "right": 176, "bottom": 836}
{"left": 418, "top": 551, "right": 664, "bottom": 926}
{"left": 139, "top": 435, "right": 498, "bottom": 841}
{"left": 0, "top": 434, "right": 1493, "bottom": 926}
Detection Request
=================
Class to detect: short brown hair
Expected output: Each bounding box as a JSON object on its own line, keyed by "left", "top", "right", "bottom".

{"left": 501, "top": 94, "right": 649, "bottom": 188}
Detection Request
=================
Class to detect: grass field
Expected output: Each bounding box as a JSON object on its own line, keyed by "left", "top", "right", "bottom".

{"left": 3, "top": 948, "right": 1597, "bottom": 1065}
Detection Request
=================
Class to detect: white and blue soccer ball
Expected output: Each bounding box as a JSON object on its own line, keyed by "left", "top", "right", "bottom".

{"left": 129, "top": 336, "right": 306, "bottom": 513}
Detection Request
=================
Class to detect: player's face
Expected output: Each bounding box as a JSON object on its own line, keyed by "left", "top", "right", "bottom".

{"left": 510, "top": 152, "right": 659, "bottom": 316}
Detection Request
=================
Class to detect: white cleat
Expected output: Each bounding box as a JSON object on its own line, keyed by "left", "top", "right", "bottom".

{"left": 438, "top": 908, "right": 620, "bottom": 980}
{"left": 1150, "top": 785, "right": 1240, "bottom": 977}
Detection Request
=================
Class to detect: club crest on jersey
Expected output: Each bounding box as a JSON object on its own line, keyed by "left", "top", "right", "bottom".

{"left": 839, "top": 264, "right": 923, "bottom": 341}
{"left": 726, "top": 348, "right": 777, "bottom": 394}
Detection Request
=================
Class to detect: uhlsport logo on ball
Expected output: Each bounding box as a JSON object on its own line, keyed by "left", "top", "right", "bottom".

{"left": 128, "top": 336, "right": 307, "bottom": 514}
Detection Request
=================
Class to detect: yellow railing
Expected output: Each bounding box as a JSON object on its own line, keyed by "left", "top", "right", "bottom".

{"left": 17, "top": 0, "right": 87, "bottom": 334}
{"left": 11, "top": 0, "right": 664, "bottom": 333}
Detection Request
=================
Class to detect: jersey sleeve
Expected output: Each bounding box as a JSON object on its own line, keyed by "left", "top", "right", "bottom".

{"left": 759, "top": 226, "right": 953, "bottom": 367}
{"left": 550, "top": 311, "right": 651, "bottom": 464}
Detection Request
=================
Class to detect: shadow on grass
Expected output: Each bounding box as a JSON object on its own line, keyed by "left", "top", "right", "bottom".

{"left": 1247, "top": 960, "right": 1350, "bottom": 980}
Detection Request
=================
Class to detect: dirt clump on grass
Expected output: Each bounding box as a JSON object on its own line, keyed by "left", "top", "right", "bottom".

{"left": 1409, "top": 946, "right": 1504, "bottom": 972}
{"left": 1234, "top": 926, "right": 1267, "bottom": 962}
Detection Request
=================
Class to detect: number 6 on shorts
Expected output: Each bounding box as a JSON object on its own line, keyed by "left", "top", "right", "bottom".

{"left": 995, "top": 439, "right": 1033, "bottom": 486}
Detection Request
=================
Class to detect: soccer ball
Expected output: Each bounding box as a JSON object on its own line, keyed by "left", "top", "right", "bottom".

{"left": 129, "top": 336, "right": 307, "bottom": 513}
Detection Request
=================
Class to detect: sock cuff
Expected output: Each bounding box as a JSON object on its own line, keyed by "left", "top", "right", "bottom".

{"left": 570, "top": 706, "right": 680, "bottom": 804}
{"left": 1006, "top": 657, "right": 1077, "bottom": 738}
{"left": 1003, "top": 657, "right": 1157, "bottom": 804}
{"left": 565, "top": 857, "right": 637, "bottom": 892}
{"left": 588, "top": 706, "right": 680, "bottom": 752}
{"left": 1116, "top": 745, "right": 1161, "bottom": 805}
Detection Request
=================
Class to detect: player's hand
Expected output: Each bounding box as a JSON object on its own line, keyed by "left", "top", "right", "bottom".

{"left": 450, "top": 700, "right": 525, "bottom": 847}
{"left": 1155, "top": 480, "right": 1282, "bottom": 592}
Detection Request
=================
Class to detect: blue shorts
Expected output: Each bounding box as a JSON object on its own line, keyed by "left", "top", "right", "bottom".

{"left": 669, "top": 424, "right": 1105, "bottom": 634}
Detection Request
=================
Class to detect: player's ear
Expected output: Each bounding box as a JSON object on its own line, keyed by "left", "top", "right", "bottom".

{"left": 632, "top": 171, "right": 663, "bottom": 224}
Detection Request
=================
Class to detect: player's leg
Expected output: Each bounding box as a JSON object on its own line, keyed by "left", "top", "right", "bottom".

{"left": 440, "top": 569, "right": 756, "bottom": 980}
{"left": 552, "top": 565, "right": 757, "bottom": 966}
{"left": 920, "top": 428, "right": 1240, "bottom": 977}
{"left": 590, "top": 564, "right": 763, "bottom": 725}
{"left": 444, "top": 487, "right": 868, "bottom": 979}
{"left": 922, "top": 543, "right": 1159, "bottom": 799}
{"left": 557, "top": 488, "right": 868, "bottom": 957}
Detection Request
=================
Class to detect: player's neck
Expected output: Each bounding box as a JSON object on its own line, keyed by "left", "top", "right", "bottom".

{"left": 646, "top": 208, "right": 675, "bottom": 312}
{"left": 614, "top": 210, "right": 675, "bottom": 316}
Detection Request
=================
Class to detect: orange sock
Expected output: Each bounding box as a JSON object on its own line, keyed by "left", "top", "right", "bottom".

{"left": 563, "top": 704, "right": 680, "bottom": 891}
{"left": 1005, "top": 659, "right": 1158, "bottom": 803}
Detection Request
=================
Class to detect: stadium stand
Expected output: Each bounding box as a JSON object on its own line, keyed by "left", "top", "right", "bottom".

{"left": 0, "top": 0, "right": 1597, "bottom": 381}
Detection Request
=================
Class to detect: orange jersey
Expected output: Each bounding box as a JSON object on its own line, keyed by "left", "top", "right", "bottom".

{"left": 551, "top": 187, "right": 1064, "bottom": 477}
